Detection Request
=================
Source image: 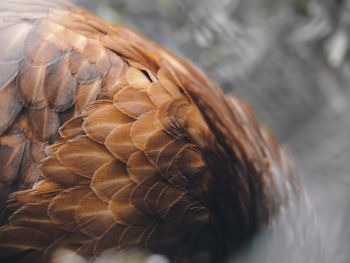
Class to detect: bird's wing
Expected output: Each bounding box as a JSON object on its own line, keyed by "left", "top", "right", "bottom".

{"left": 0, "top": 0, "right": 165, "bottom": 221}
{"left": 0, "top": 0, "right": 298, "bottom": 261}
{"left": 0, "top": 1, "right": 215, "bottom": 261}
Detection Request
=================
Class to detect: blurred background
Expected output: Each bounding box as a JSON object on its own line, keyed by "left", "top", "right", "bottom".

{"left": 71, "top": 0, "right": 350, "bottom": 262}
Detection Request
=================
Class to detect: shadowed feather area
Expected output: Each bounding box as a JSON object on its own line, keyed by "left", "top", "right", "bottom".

{"left": 0, "top": 0, "right": 299, "bottom": 262}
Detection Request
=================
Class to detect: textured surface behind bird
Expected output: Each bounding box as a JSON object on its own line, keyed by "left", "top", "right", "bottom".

{"left": 73, "top": 0, "right": 350, "bottom": 262}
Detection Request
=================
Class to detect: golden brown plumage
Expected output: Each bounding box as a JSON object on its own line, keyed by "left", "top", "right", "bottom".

{"left": 0, "top": 0, "right": 298, "bottom": 262}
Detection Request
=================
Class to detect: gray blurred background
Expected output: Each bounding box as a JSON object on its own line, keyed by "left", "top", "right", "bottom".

{"left": 73, "top": 0, "right": 350, "bottom": 262}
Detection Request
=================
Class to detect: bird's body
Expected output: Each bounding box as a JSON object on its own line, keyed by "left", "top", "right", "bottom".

{"left": 0, "top": 0, "right": 297, "bottom": 262}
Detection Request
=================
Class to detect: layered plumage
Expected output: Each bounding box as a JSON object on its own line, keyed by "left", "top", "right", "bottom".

{"left": 0, "top": 0, "right": 298, "bottom": 262}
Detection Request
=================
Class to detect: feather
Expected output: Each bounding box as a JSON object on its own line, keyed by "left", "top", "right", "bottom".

{"left": 27, "top": 107, "right": 60, "bottom": 141}
{"left": 157, "top": 98, "right": 192, "bottom": 139}
{"left": 17, "top": 62, "right": 47, "bottom": 109}
{"left": 69, "top": 50, "right": 99, "bottom": 84}
{"left": 156, "top": 68, "right": 183, "bottom": 99}
{"left": 0, "top": 82, "right": 22, "bottom": 135}
{"left": 0, "top": 226, "right": 50, "bottom": 257}
{"left": 17, "top": 141, "right": 45, "bottom": 189}
{"left": 91, "top": 159, "right": 131, "bottom": 202}
{"left": 82, "top": 100, "right": 133, "bottom": 144}
{"left": 155, "top": 139, "right": 187, "bottom": 172}
{"left": 75, "top": 192, "right": 114, "bottom": 238}
{"left": 94, "top": 223, "right": 126, "bottom": 256}
{"left": 64, "top": 27, "right": 88, "bottom": 52}
{"left": 127, "top": 150, "right": 158, "bottom": 184}
{"left": 24, "top": 22, "right": 65, "bottom": 66}
{"left": 144, "top": 130, "right": 173, "bottom": 166}
{"left": 126, "top": 67, "right": 152, "bottom": 90}
{"left": 183, "top": 105, "right": 209, "bottom": 148}
{"left": 9, "top": 203, "right": 57, "bottom": 235}
{"left": 109, "top": 184, "right": 151, "bottom": 225}
{"left": 0, "top": 133, "right": 27, "bottom": 221}
{"left": 142, "top": 179, "right": 169, "bottom": 215}
{"left": 147, "top": 81, "right": 172, "bottom": 107}
{"left": 155, "top": 186, "right": 185, "bottom": 218}
{"left": 81, "top": 40, "right": 110, "bottom": 77}
{"left": 99, "top": 51, "right": 128, "bottom": 99}
{"left": 0, "top": 133, "right": 27, "bottom": 185}
{"left": 45, "top": 54, "right": 77, "bottom": 112}
{"left": 130, "top": 110, "right": 162, "bottom": 150}
{"left": 172, "top": 145, "right": 208, "bottom": 186}
{"left": 118, "top": 224, "right": 150, "bottom": 249}
{"left": 56, "top": 136, "right": 114, "bottom": 178}
{"left": 113, "top": 86, "right": 155, "bottom": 118}
{"left": 47, "top": 186, "right": 89, "bottom": 232}
{"left": 129, "top": 176, "right": 159, "bottom": 216}
{"left": 39, "top": 156, "right": 83, "bottom": 187}
{"left": 0, "top": 22, "right": 33, "bottom": 63}
{"left": 58, "top": 116, "right": 85, "bottom": 139}
{"left": 75, "top": 79, "right": 102, "bottom": 114}
{"left": 0, "top": 62, "right": 18, "bottom": 92}
{"left": 9, "top": 180, "right": 62, "bottom": 210}
{"left": 105, "top": 123, "right": 138, "bottom": 162}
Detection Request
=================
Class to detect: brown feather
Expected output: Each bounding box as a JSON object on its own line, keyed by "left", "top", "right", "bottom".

{"left": 27, "top": 107, "right": 60, "bottom": 142}
{"left": 0, "top": 226, "right": 50, "bottom": 257}
{"left": 47, "top": 186, "right": 89, "bottom": 232}
{"left": 126, "top": 150, "right": 158, "bottom": 184}
{"left": 105, "top": 123, "right": 138, "bottom": 162}
{"left": 39, "top": 156, "right": 83, "bottom": 187}
{"left": 0, "top": 82, "right": 22, "bottom": 135}
{"left": 75, "top": 79, "right": 102, "bottom": 114}
{"left": 24, "top": 21, "right": 65, "bottom": 66}
{"left": 130, "top": 110, "right": 162, "bottom": 150}
{"left": 109, "top": 183, "right": 151, "bottom": 226}
{"left": 75, "top": 192, "right": 114, "bottom": 238}
{"left": 58, "top": 116, "right": 85, "bottom": 139}
{"left": 82, "top": 100, "right": 133, "bottom": 144}
{"left": 113, "top": 86, "right": 156, "bottom": 118}
{"left": 17, "top": 62, "right": 48, "bottom": 109}
{"left": 91, "top": 159, "right": 131, "bottom": 202}
{"left": 56, "top": 136, "right": 114, "bottom": 178}
{"left": 45, "top": 54, "right": 77, "bottom": 112}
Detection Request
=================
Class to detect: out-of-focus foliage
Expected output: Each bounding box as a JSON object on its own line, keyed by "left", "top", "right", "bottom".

{"left": 73, "top": 0, "right": 350, "bottom": 262}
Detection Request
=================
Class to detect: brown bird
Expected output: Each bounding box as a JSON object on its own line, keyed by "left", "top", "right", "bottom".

{"left": 0, "top": 0, "right": 298, "bottom": 262}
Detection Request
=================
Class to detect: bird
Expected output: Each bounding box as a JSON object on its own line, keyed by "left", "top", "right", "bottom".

{"left": 0, "top": 0, "right": 299, "bottom": 262}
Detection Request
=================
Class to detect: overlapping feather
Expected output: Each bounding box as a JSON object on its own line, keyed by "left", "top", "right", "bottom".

{"left": 0, "top": 1, "right": 297, "bottom": 262}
